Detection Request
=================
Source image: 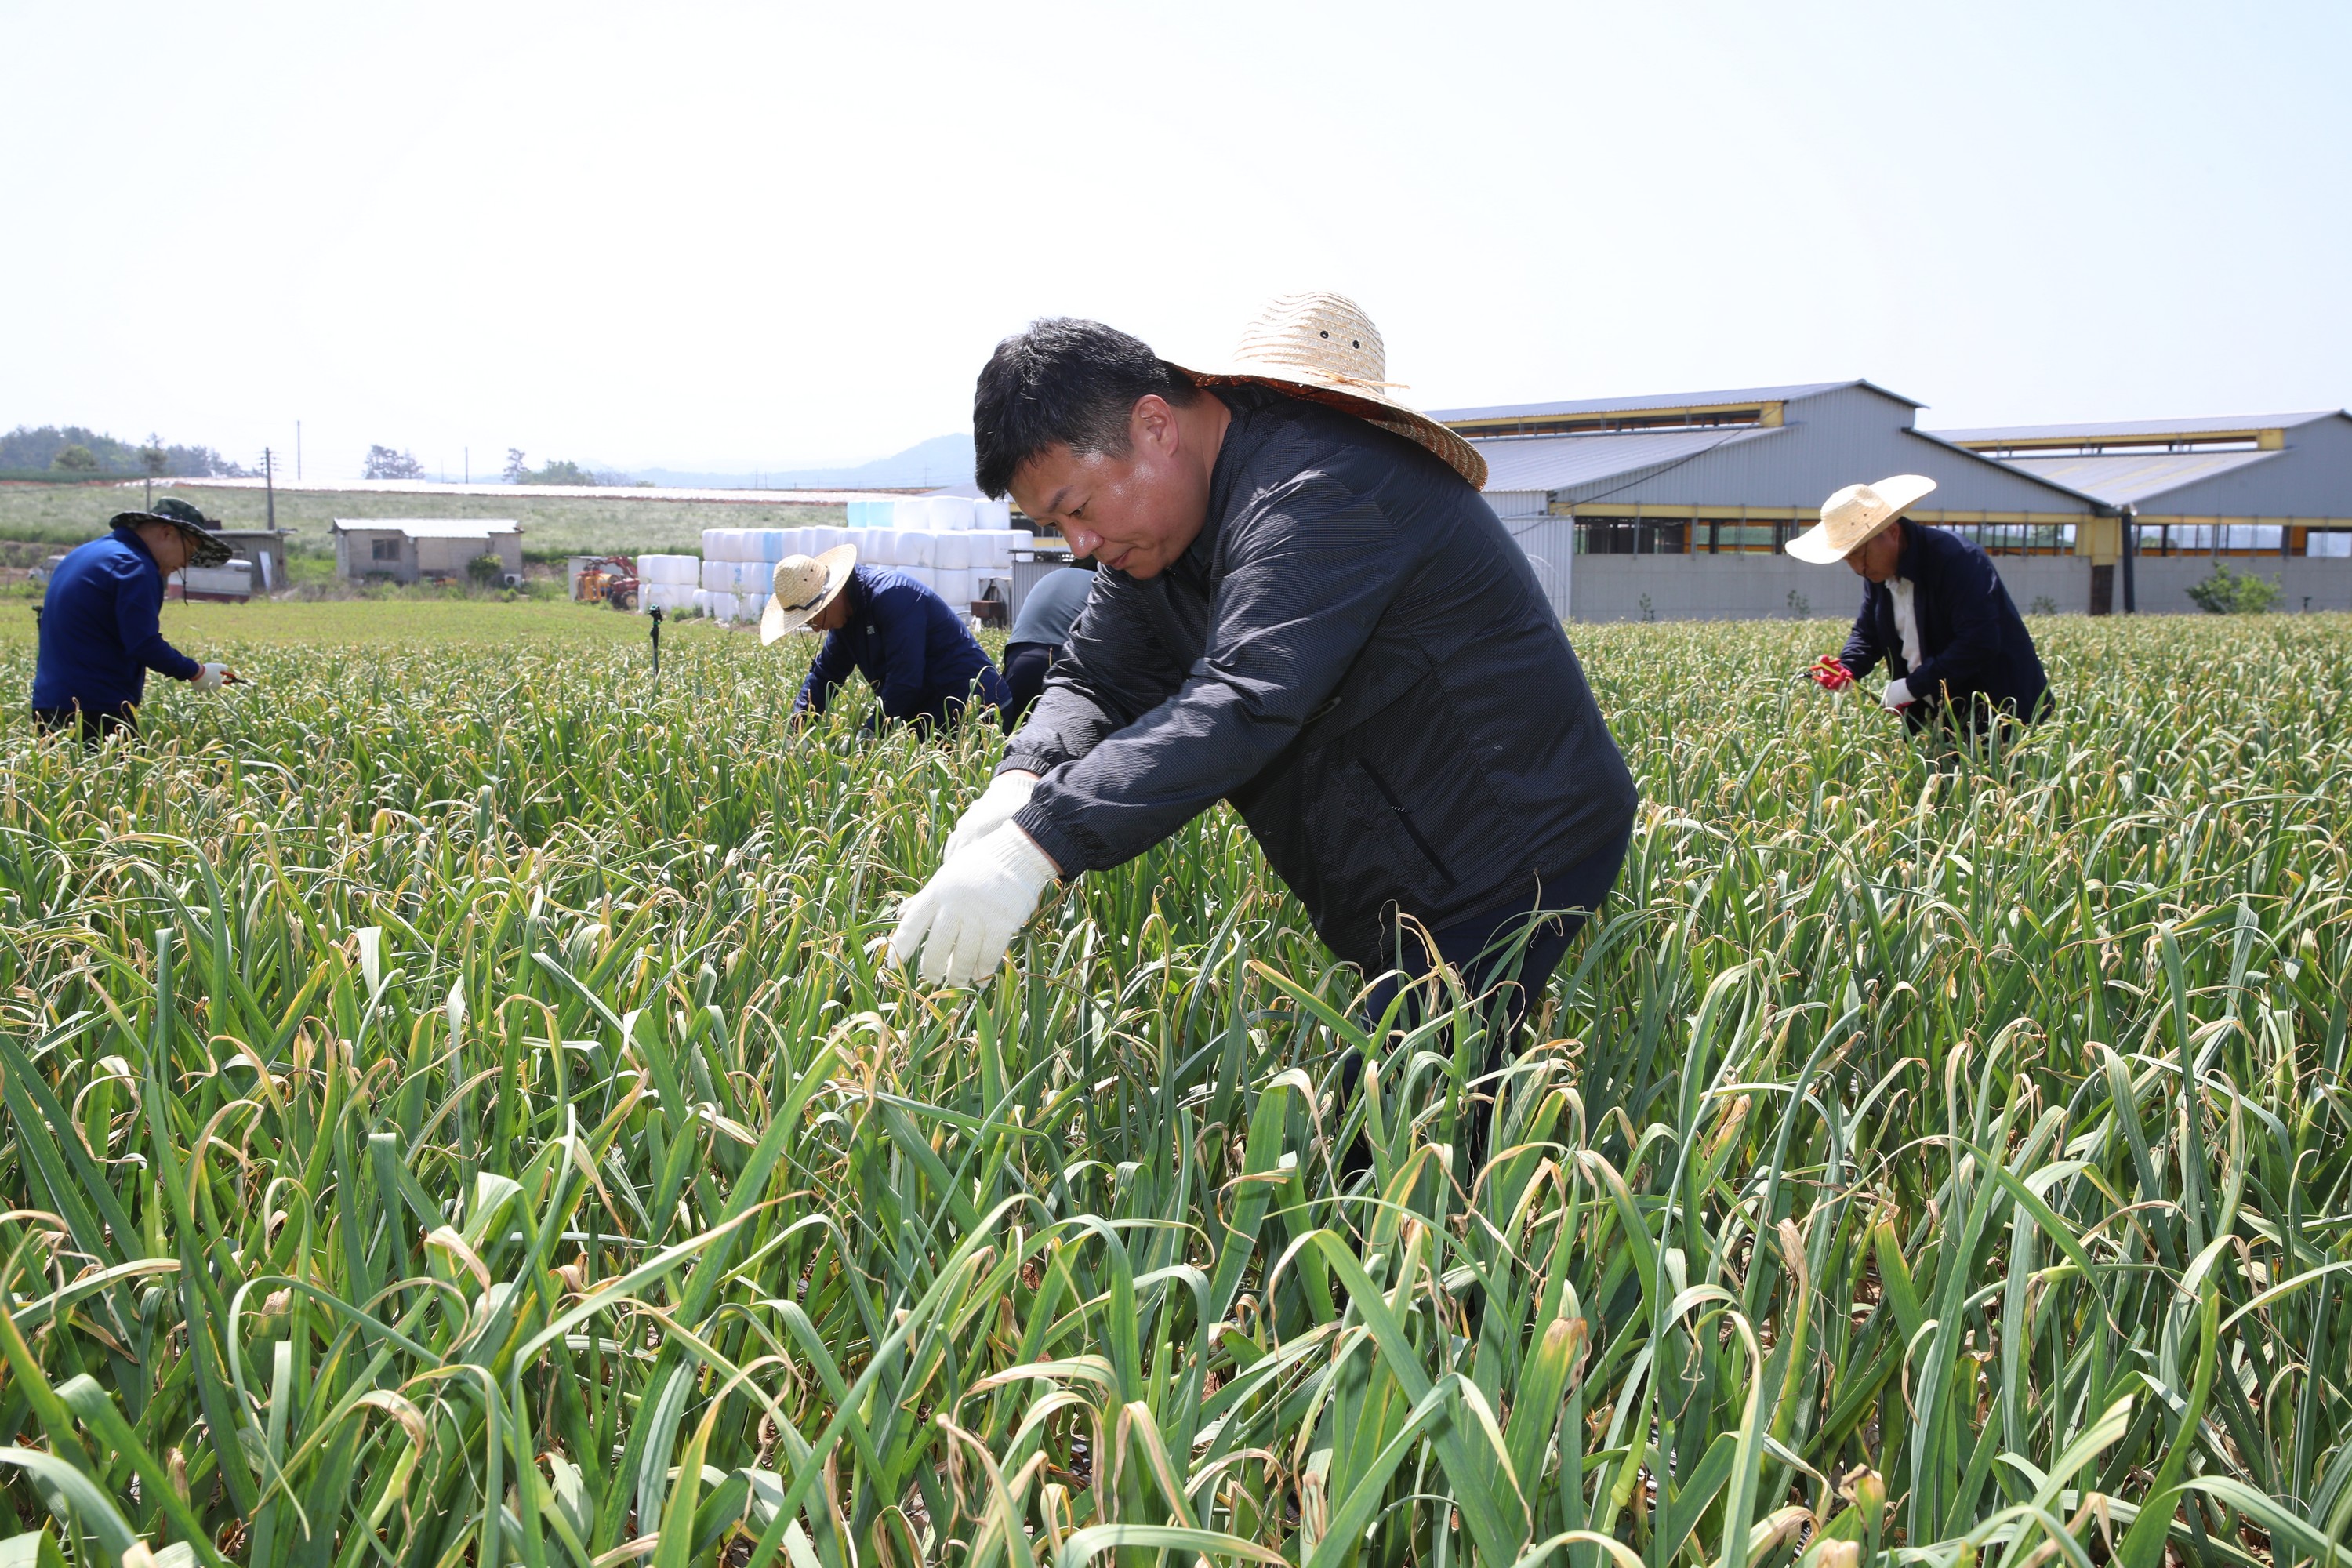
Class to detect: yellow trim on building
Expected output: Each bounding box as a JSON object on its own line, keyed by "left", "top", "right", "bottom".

{"left": 1944, "top": 429, "right": 2284, "bottom": 452}
{"left": 1450, "top": 399, "right": 1785, "bottom": 437}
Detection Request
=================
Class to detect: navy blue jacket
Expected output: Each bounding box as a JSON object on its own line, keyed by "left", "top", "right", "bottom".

{"left": 1004, "top": 385, "right": 1638, "bottom": 971}
{"left": 795, "top": 565, "right": 1008, "bottom": 725}
{"left": 1837, "top": 520, "right": 2049, "bottom": 729}
{"left": 31, "top": 528, "right": 200, "bottom": 714}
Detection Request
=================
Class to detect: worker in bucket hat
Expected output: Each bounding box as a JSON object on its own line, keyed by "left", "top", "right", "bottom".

{"left": 763, "top": 543, "right": 1012, "bottom": 734}
{"left": 1792, "top": 474, "right": 2049, "bottom": 738}
{"left": 891, "top": 294, "right": 1638, "bottom": 1165}
{"left": 31, "top": 500, "right": 241, "bottom": 745}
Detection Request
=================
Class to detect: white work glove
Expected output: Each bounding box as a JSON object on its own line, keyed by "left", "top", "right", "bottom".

{"left": 192, "top": 662, "right": 233, "bottom": 694}
{"left": 941, "top": 771, "right": 1037, "bottom": 861}
{"left": 888, "top": 825, "right": 1059, "bottom": 987}
{"left": 1880, "top": 677, "right": 1914, "bottom": 711}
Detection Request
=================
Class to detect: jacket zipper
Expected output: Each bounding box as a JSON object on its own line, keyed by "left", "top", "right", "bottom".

{"left": 1359, "top": 760, "right": 1455, "bottom": 887}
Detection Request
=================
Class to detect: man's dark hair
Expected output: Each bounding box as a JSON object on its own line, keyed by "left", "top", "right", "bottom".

{"left": 972, "top": 318, "right": 1200, "bottom": 499}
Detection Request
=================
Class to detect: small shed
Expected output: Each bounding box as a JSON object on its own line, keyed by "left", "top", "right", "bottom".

{"left": 332, "top": 520, "right": 524, "bottom": 585}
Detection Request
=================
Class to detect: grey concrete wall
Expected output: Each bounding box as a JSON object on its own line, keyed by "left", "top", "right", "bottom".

{"left": 1565, "top": 550, "right": 2352, "bottom": 622}
{"left": 2127, "top": 556, "right": 2352, "bottom": 614}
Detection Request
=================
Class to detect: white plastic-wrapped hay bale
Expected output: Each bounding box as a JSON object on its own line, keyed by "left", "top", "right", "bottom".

{"left": 935, "top": 567, "right": 974, "bottom": 608}
{"left": 929, "top": 495, "right": 976, "bottom": 531}
{"left": 972, "top": 498, "right": 1012, "bottom": 532}
{"left": 898, "top": 563, "right": 937, "bottom": 593}
{"left": 933, "top": 532, "right": 972, "bottom": 572}
{"left": 860, "top": 529, "right": 897, "bottom": 567}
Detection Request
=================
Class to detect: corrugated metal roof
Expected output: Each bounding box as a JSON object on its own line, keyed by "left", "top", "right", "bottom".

{"left": 331, "top": 518, "right": 521, "bottom": 538}
{"left": 1472, "top": 425, "right": 1788, "bottom": 494}
{"left": 1434, "top": 379, "right": 1913, "bottom": 423}
{"left": 1931, "top": 411, "right": 2343, "bottom": 443}
{"left": 1994, "top": 450, "right": 2284, "bottom": 506}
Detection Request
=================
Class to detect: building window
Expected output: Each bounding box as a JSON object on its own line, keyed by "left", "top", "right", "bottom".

{"left": 371, "top": 539, "right": 401, "bottom": 562}
{"left": 1574, "top": 517, "right": 1688, "bottom": 555}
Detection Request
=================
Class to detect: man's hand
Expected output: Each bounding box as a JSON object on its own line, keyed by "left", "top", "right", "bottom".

{"left": 1879, "top": 677, "right": 1914, "bottom": 711}
{"left": 888, "top": 824, "right": 1059, "bottom": 987}
{"left": 942, "top": 771, "right": 1038, "bottom": 861}
{"left": 192, "top": 662, "right": 237, "bottom": 693}
{"left": 1809, "top": 655, "right": 1854, "bottom": 692}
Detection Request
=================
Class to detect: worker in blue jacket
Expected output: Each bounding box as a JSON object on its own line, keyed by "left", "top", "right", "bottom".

{"left": 31, "top": 502, "right": 241, "bottom": 744}
{"left": 760, "top": 544, "right": 1010, "bottom": 731}
{"left": 1791, "top": 474, "right": 2049, "bottom": 738}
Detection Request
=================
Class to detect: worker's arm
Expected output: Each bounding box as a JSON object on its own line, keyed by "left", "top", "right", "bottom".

{"left": 1836, "top": 588, "right": 1886, "bottom": 679}
{"left": 793, "top": 626, "right": 856, "bottom": 716}
{"left": 870, "top": 585, "right": 935, "bottom": 721}
{"left": 113, "top": 556, "right": 200, "bottom": 681}
{"left": 1000, "top": 575, "right": 1185, "bottom": 777}
{"left": 1902, "top": 549, "right": 2003, "bottom": 702}
{"left": 1011, "top": 477, "right": 1406, "bottom": 878}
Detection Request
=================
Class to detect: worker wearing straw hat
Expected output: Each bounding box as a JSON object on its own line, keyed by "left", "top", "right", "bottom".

{"left": 1791, "top": 475, "right": 2049, "bottom": 737}
{"left": 761, "top": 543, "right": 1013, "bottom": 733}
{"left": 31, "top": 499, "right": 241, "bottom": 745}
{"left": 891, "top": 294, "right": 1637, "bottom": 1082}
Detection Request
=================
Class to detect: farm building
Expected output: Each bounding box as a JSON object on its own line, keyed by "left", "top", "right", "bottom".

{"left": 1435, "top": 382, "right": 2104, "bottom": 622}
{"left": 332, "top": 519, "right": 524, "bottom": 585}
{"left": 1933, "top": 410, "right": 2352, "bottom": 614}
{"left": 1436, "top": 383, "right": 2352, "bottom": 621}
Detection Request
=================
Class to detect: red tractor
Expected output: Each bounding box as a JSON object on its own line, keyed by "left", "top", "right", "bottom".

{"left": 573, "top": 556, "right": 641, "bottom": 611}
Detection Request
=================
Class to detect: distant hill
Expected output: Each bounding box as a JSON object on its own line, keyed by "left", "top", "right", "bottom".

{"left": 636, "top": 434, "right": 975, "bottom": 492}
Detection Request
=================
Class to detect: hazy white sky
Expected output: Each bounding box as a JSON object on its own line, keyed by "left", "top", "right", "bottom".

{"left": 5, "top": 1, "right": 2348, "bottom": 480}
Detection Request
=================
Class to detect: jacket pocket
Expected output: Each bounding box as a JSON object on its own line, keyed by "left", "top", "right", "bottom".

{"left": 1356, "top": 759, "right": 1457, "bottom": 891}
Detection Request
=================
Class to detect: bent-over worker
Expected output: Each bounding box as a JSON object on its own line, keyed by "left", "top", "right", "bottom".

{"left": 890, "top": 294, "right": 1638, "bottom": 1079}
{"left": 31, "top": 499, "right": 240, "bottom": 744}
{"left": 1793, "top": 474, "right": 2049, "bottom": 738}
{"left": 760, "top": 544, "right": 1011, "bottom": 732}
{"left": 997, "top": 561, "right": 1094, "bottom": 723}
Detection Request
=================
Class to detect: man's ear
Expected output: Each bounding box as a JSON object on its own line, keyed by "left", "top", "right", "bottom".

{"left": 1131, "top": 394, "right": 1178, "bottom": 457}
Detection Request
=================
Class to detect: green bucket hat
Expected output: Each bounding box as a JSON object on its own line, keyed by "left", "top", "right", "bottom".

{"left": 113, "top": 498, "right": 234, "bottom": 569}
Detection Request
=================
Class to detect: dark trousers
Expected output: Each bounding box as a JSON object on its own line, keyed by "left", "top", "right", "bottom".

{"left": 32, "top": 705, "right": 136, "bottom": 746}
{"left": 1000, "top": 641, "right": 1058, "bottom": 724}
{"left": 1343, "top": 821, "right": 1632, "bottom": 1174}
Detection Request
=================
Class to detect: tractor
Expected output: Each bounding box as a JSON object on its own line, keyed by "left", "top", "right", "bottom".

{"left": 573, "top": 556, "right": 641, "bottom": 611}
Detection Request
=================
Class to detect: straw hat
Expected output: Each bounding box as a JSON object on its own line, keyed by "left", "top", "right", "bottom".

{"left": 1786, "top": 475, "right": 1939, "bottom": 564}
{"left": 759, "top": 544, "right": 858, "bottom": 645}
{"left": 1171, "top": 292, "right": 1488, "bottom": 489}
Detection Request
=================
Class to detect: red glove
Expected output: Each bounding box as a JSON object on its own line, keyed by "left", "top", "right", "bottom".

{"left": 1809, "top": 655, "right": 1855, "bottom": 692}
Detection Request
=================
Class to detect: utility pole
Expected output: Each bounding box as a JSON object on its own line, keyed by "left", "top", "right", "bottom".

{"left": 264, "top": 448, "right": 277, "bottom": 533}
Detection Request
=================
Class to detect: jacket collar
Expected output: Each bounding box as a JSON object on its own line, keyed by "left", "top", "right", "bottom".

{"left": 1893, "top": 519, "right": 1924, "bottom": 584}
{"left": 112, "top": 524, "right": 163, "bottom": 574}
{"left": 1191, "top": 386, "right": 1286, "bottom": 575}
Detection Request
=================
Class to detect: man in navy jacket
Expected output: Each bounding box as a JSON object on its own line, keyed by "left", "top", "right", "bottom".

{"left": 31, "top": 504, "right": 240, "bottom": 743}
{"left": 1791, "top": 475, "right": 2048, "bottom": 737}
{"left": 761, "top": 546, "right": 1010, "bottom": 732}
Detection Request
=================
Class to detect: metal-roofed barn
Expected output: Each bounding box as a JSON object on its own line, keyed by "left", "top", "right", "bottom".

{"left": 332, "top": 520, "right": 525, "bottom": 586}
{"left": 1437, "top": 382, "right": 2108, "bottom": 622}
{"left": 1932, "top": 411, "right": 2352, "bottom": 613}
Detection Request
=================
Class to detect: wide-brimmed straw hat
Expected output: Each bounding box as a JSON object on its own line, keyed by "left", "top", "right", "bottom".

{"left": 1170, "top": 292, "right": 1488, "bottom": 490}
{"left": 759, "top": 545, "right": 858, "bottom": 645}
{"left": 1786, "top": 474, "right": 1939, "bottom": 564}
{"left": 111, "top": 503, "right": 234, "bottom": 569}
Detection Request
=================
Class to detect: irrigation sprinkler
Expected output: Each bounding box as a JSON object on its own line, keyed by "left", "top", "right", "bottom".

{"left": 649, "top": 604, "right": 663, "bottom": 690}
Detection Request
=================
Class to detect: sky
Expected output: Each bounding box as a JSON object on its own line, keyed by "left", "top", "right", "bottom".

{"left": 5, "top": 1, "right": 2349, "bottom": 481}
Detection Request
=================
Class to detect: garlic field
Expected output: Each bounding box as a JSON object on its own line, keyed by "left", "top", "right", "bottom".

{"left": 1, "top": 609, "right": 2348, "bottom": 1568}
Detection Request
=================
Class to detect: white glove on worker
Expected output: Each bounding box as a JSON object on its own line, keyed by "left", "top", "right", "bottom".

{"left": 941, "top": 771, "right": 1037, "bottom": 861}
{"left": 1879, "top": 677, "right": 1914, "bottom": 711}
{"left": 192, "top": 663, "right": 234, "bottom": 694}
{"left": 889, "top": 825, "right": 1059, "bottom": 986}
